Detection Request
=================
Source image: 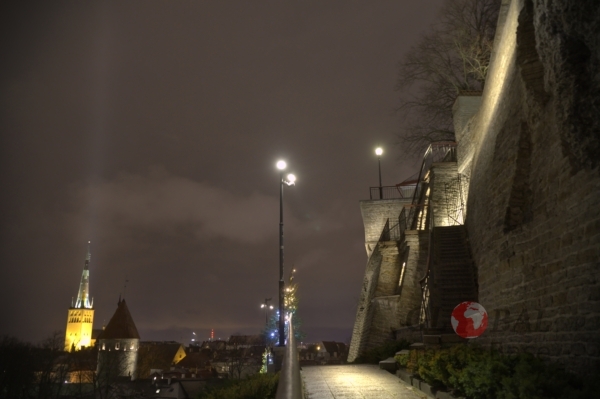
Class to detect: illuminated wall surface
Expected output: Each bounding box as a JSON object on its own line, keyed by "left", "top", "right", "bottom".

{"left": 65, "top": 309, "right": 95, "bottom": 351}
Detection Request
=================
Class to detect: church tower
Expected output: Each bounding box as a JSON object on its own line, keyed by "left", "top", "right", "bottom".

{"left": 64, "top": 241, "right": 95, "bottom": 351}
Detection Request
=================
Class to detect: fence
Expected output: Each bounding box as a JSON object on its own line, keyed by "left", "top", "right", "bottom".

{"left": 369, "top": 185, "right": 416, "bottom": 200}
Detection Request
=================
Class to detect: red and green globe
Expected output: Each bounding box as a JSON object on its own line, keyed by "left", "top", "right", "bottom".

{"left": 451, "top": 301, "right": 488, "bottom": 338}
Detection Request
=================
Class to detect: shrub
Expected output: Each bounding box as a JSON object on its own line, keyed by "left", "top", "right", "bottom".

{"left": 457, "top": 350, "right": 510, "bottom": 399}
{"left": 398, "top": 345, "right": 596, "bottom": 399}
{"left": 197, "top": 372, "right": 279, "bottom": 399}
{"left": 395, "top": 353, "right": 409, "bottom": 368}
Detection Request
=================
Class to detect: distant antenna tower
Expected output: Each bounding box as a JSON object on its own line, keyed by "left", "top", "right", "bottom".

{"left": 210, "top": 329, "right": 214, "bottom": 341}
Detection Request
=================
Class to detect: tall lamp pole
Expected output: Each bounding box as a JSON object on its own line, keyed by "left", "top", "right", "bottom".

{"left": 276, "top": 160, "right": 296, "bottom": 347}
{"left": 375, "top": 147, "right": 383, "bottom": 199}
{"left": 261, "top": 298, "right": 273, "bottom": 326}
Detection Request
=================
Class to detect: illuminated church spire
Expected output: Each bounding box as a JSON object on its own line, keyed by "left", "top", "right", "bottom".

{"left": 64, "top": 241, "right": 95, "bottom": 351}
{"left": 74, "top": 241, "right": 93, "bottom": 309}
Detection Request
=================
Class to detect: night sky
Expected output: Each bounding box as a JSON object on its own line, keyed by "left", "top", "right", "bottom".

{"left": 1, "top": 1, "right": 445, "bottom": 344}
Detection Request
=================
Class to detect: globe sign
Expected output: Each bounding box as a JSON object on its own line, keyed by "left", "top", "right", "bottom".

{"left": 451, "top": 301, "right": 488, "bottom": 338}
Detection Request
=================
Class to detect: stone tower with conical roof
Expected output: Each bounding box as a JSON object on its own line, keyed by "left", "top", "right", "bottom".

{"left": 64, "top": 242, "right": 95, "bottom": 351}
{"left": 96, "top": 298, "right": 140, "bottom": 380}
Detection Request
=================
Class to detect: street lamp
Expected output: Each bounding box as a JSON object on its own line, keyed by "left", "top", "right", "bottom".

{"left": 276, "top": 159, "right": 296, "bottom": 347}
{"left": 375, "top": 147, "right": 383, "bottom": 199}
{"left": 260, "top": 298, "right": 273, "bottom": 326}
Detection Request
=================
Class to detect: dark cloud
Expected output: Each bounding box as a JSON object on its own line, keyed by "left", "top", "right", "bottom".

{"left": 0, "top": 0, "right": 445, "bottom": 343}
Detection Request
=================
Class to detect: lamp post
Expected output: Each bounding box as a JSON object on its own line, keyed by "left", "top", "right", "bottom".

{"left": 261, "top": 298, "right": 273, "bottom": 326}
{"left": 375, "top": 147, "right": 383, "bottom": 199}
{"left": 276, "top": 160, "right": 296, "bottom": 347}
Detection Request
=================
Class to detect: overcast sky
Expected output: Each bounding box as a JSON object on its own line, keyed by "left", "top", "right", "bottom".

{"left": 1, "top": 0, "right": 445, "bottom": 344}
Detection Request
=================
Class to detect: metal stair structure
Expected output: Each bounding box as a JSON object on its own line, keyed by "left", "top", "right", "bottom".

{"left": 349, "top": 141, "right": 481, "bottom": 360}
{"left": 424, "top": 225, "right": 478, "bottom": 343}
{"left": 406, "top": 142, "right": 478, "bottom": 345}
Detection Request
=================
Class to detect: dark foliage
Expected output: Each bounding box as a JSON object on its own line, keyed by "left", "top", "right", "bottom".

{"left": 396, "top": 0, "right": 501, "bottom": 154}
{"left": 398, "top": 345, "right": 599, "bottom": 399}
{"left": 197, "top": 372, "right": 279, "bottom": 399}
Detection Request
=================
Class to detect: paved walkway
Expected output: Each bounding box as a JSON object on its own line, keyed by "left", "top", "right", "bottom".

{"left": 302, "top": 365, "right": 425, "bottom": 399}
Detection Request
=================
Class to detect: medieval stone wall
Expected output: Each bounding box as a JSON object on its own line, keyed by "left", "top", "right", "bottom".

{"left": 458, "top": 0, "right": 600, "bottom": 374}
{"left": 347, "top": 244, "right": 383, "bottom": 362}
{"left": 359, "top": 199, "right": 411, "bottom": 257}
{"left": 348, "top": 225, "right": 429, "bottom": 361}
{"left": 397, "top": 231, "right": 430, "bottom": 327}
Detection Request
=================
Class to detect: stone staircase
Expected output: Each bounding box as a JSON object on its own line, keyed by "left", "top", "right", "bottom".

{"left": 425, "top": 225, "right": 477, "bottom": 342}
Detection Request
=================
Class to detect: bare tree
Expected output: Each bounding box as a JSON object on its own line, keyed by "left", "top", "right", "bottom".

{"left": 67, "top": 347, "right": 97, "bottom": 399}
{"left": 225, "top": 346, "right": 262, "bottom": 380}
{"left": 95, "top": 350, "right": 131, "bottom": 399}
{"left": 396, "top": 0, "right": 501, "bottom": 153}
{"left": 34, "top": 331, "right": 68, "bottom": 399}
{"left": 0, "top": 332, "right": 70, "bottom": 399}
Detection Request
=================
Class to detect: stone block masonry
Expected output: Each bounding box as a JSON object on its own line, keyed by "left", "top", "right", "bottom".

{"left": 348, "top": 242, "right": 384, "bottom": 362}
{"left": 360, "top": 199, "right": 411, "bottom": 257}
{"left": 455, "top": 0, "right": 600, "bottom": 374}
{"left": 348, "top": 224, "right": 428, "bottom": 362}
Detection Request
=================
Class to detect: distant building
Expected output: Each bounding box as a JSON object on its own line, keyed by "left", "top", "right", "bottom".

{"left": 64, "top": 242, "right": 95, "bottom": 351}
{"left": 314, "top": 341, "right": 347, "bottom": 364}
{"left": 96, "top": 298, "right": 140, "bottom": 379}
{"left": 226, "top": 335, "right": 265, "bottom": 349}
{"left": 195, "top": 339, "right": 227, "bottom": 352}
{"left": 137, "top": 341, "right": 187, "bottom": 378}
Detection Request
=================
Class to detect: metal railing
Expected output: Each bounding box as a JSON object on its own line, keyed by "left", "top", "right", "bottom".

{"left": 399, "top": 204, "right": 430, "bottom": 236}
{"left": 275, "top": 313, "right": 303, "bottom": 399}
{"left": 443, "top": 174, "right": 468, "bottom": 226}
{"left": 410, "top": 141, "right": 457, "bottom": 207}
{"left": 419, "top": 205, "right": 435, "bottom": 327}
{"left": 378, "top": 218, "right": 402, "bottom": 242}
{"left": 369, "top": 185, "right": 416, "bottom": 200}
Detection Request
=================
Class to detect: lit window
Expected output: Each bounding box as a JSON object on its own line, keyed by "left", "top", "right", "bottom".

{"left": 115, "top": 342, "right": 120, "bottom": 350}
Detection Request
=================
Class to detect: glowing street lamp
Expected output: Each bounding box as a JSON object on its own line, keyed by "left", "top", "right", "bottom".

{"left": 375, "top": 147, "right": 383, "bottom": 199}
{"left": 260, "top": 298, "right": 273, "bottom": 326}
{"left": 276, "top": 159, "right": 296, "bottom": 347}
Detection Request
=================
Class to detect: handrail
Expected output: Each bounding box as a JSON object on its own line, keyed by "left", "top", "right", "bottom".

{"left": 369, "top": 185, "right": 416, "bottom": 200}
{"left": 410, "top": 141, "right": 457, "bottom": 207}
{"left": 418, "top": 202, "right": 435, "bottom": 327}
{"left": 275, "top": 313, "right": 303, "bottom": 399}
{"left": 378, "top": 218, "right": 403, "bottom": 243}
